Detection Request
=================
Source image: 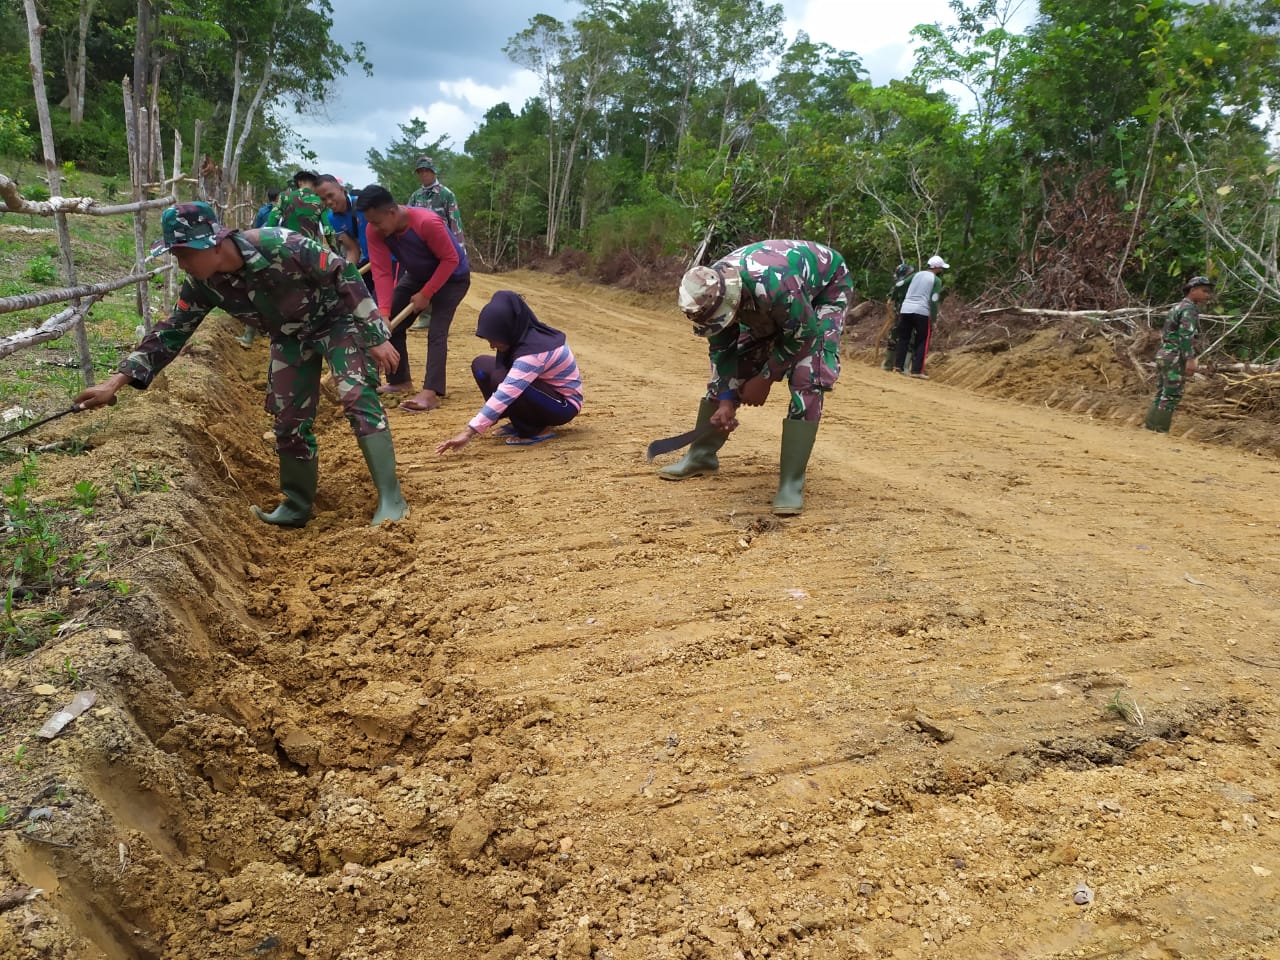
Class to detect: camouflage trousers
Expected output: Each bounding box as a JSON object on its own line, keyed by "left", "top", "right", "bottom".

{"left": 1153, "top": 356, "right": 1187, "bottom": 412}
{"left": 710, "top": 306, "right": 846, "bottom": 422}
{"left": 266, "top": 318, "right": 390, "bottom": 460}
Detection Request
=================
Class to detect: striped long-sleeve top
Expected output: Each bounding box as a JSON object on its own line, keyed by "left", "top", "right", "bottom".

{"left": 468, "top": 345, "right": 583, "bottom": 434}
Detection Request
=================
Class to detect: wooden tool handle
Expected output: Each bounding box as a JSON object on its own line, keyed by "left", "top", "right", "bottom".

{"left": 385, "top": 303, "right": 416, "bottom": 333}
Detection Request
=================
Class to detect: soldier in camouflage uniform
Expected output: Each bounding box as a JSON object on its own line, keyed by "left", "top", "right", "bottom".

{"left": 882, "top": 262, "right": 915, "bottom": 370}
{"left": 73, "top": 201, "right": 410, "bottom": 528}
{"left": 406, "top": 158, "right": 465, "bottom": 330}
{"left": 661, "top": 239, "right": 852, "bottom": 516}
{"left": 1145, "top": 275, "right": 1213, "bottom": 433}
{"left": 240, "top": 171, "right": 330, "bottom": 348}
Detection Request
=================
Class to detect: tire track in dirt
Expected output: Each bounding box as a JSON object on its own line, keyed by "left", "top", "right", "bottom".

{"left": 4, "top": 271, "right": 1278, "bottom": 960}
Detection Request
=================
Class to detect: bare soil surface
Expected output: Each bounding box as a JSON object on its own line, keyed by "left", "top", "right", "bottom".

{"left": 2, "top": 271, "right": 1279, "bottom": 960}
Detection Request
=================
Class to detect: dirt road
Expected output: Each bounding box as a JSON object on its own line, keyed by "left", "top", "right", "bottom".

{"left": 3, "top": 270, "right": 1279, "bottom": 959}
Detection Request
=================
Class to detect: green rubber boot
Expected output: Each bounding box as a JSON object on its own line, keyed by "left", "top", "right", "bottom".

{"left": 412, "top": 305, "right": 432, "bottom": 330}
{"left": 251, "top": 456, "right": 318, "bottom": 528}
{"left": 358, "top": 431, "right": 410, "bottom": 526}
{"left": 236, "top": 325, "right": 256, "bottom": 349}
{"left": 1143, "top": 404, "right": 1173, "bottom": 433}
{"left": 771, "top": 419, "right": 819, "bottom": 516}
{"left": 658, "top": 398, "right": 729, "bottom": 480}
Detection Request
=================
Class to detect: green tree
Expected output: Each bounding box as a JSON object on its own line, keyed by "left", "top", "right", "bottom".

{"left": 365, "top": 117, "right": 451, "bottom": 201}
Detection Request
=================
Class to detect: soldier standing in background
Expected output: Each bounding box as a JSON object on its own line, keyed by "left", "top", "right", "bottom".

{"left": 1145, "top": 276, "right": 1214, "bottom": 433}
{"left": 73, "top": 202, "right": 409, "bottom": 528}
{"left": 660, "top": 239, "right": 852, "bottom": 516}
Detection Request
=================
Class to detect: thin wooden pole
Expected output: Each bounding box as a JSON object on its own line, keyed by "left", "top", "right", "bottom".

{"left": 165, "top": 130, "right": 182, "bottom": 313}
{"left": 123, "top": 77, "right": 153, "bottom": 334}
{"left": 23, "top": 0, "right": 95, "bottom": 386}
{"left": 191, "top": 119, "right": 203, "bottom": 201}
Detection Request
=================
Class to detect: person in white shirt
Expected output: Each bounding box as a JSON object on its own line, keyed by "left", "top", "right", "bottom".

{"left": 891, "top": 255, "right": 949, "bottom": 378}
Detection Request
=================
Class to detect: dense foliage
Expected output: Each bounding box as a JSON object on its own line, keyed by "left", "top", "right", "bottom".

{"left": 452, "top": 0, "right": 1280, "bottom": 357}
{"left": 7, "top": 0, "right": 1280, "bottom": 358}
{"left": 2, "top": 0, "right": 364, "bottom": 191}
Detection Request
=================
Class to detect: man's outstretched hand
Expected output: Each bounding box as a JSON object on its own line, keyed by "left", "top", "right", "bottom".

{"left": 73, "top": 374, "right": 128, "bottom": 411}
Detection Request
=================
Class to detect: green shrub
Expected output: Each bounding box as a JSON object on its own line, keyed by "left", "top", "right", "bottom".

{"left": 50, "top": 107, "right": 129, "bottom": 174}
{"left": 24, "top": 256, "right": 58, "bottom": 285}
{"left": 0, "top": 109, "right": 34, "bottom": 160}
{"left": 22, "top": 182, "right": 49, "bottom": 202}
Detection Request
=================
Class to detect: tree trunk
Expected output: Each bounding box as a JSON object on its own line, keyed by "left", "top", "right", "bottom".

{"left": 221, "top": 45, "right": 243, "bottom": 178}
{"left": 131, "top": 0, "right": 149, "bottom": 130}
{"left": 122, "top": 77, "right": 152, "bottom": 334}
{"left": 227, "top": 55, "right": 275, "bottom": 185}
{"left": 23, "top": 0, "right": 97, "bottom": 385}
{"left": 69, "top": 0, "right": 96, "bottom": 126}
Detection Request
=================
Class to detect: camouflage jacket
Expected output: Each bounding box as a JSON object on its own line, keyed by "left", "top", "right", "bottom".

{"left": 118, "top": 229, "right": 388, "bottom": 387}
{"left": 705, "top": 240, "right": 849, "bottom": 395}
{"left": 406, "top": 181, "right": 464, "bottom": 239}
{"left": 265, "top": 187, "right": 325, "bottom": 241}
{"left": 1155, "top": 298, "right": 1200, "bottom": 363}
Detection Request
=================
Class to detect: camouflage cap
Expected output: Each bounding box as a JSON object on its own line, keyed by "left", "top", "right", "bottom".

{"left": 415, "top": 157, "right": 436, "bottom": 172}
{"left": 151, "top": 201, "right": 222, "bottom": 256}
{"left": 893, "top": 262, "right": 915, "bottom": 281}
{"left": 678, "top": 265, "right": 742, "bottom": 337}
{"left": 1184, "top": 275, "right": 1215, "bottom": 292}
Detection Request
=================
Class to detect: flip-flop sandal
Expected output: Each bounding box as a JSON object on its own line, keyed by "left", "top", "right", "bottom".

{"left": 505, "top": 432, "right": 556, "bottom": 446}
{"left": 494, "top": 424, "right": 519, "bottom": 437}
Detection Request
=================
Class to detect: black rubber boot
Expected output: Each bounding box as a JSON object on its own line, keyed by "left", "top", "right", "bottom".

{"left": 658, "top": 398, "right": 729, "bottom": 480}
{"left": 771, "top": 419, "right": 819, "bottom": 516}
{"left": 251, "top": 456, "right": 318, "bottom": 528}
{"left": 357, "top": 431, "right": 410, "bottom": 525}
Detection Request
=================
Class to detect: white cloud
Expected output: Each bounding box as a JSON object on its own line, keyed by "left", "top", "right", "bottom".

{"left": 438, "top": 70, "right": 541, "bottom": 111}
{"left": 786, "top": 0, "right": 1037, "bottom": 84}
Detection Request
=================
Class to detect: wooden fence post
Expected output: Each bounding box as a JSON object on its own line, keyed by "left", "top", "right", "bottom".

{"left": 192, "top": 119, "right": 204, "bottom": 201}
{"left": 122, "top": 77, "right": 153, "bottom": 335}
{"left": 165, "top": 130, "right": 182, "bottom": 314}
{"left": 22, "top": 0, "right": 95, "bottom": 386}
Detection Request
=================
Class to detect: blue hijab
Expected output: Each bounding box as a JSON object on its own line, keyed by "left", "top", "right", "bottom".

{"left": 475, "top": 291, "right": 566, "bottom": 366}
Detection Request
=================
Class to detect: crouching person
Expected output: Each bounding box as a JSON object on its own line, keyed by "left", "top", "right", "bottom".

{"left": 73, "top": 201, "right": 409, "bottom": 527}
{"left": 436, "top": 291, "right": 583, "bottom": 454}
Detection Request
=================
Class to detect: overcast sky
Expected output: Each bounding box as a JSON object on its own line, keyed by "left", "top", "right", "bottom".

{"left": 298, "top": 0, "right": 1038, "bottom": 190}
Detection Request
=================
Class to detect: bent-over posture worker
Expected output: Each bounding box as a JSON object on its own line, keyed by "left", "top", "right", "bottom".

{"left": 663, "top": 239, "right": 852, "bottom": 516}
{"left": 73, "top": 201, "right": 409, "bottom": 528}
{"left": 239, "top": 171, "right": 330, "bottom": 349}
{"left": 891, "top": 254, "right": 947, "bottom": 377}
{"left": 882, "top": 261, "right": 915, "bottom": 370}
{"left": 1145, "top": 275, "right": 1214, "bottom": 433}
{"left": 357, "top": 184, "right": 471, "bottom": 413}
